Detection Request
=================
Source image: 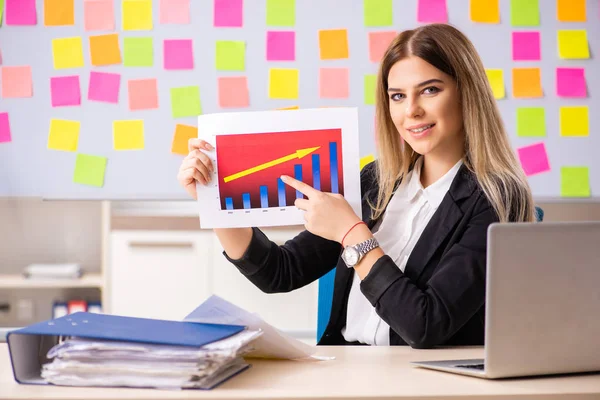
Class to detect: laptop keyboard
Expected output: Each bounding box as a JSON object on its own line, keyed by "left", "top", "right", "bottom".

{"left": 456, "top": 363, "right": 485, "bottom": 370}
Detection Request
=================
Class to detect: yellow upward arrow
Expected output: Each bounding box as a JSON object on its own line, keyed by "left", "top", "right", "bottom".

{"left": 223, "top": 147, "right": 321, "bottom": 183}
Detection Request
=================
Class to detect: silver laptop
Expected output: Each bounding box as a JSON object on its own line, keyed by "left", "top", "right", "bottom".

{"left": 412, "top": 221, "right": 600, "bottom": 379}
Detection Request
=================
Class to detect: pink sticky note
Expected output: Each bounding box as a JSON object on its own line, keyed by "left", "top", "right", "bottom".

{"left": 0, "top": 113, "right": 11, "bottom": 143}
{"left": 218, "top": 77, "right": 249, "bottom": 108}
{"left": 160, "top": 0, "right": 190, "bottom": 24}
{"left": 214, "top": 0, "right": 242, "bottom": 27}
{"left": 1, "top": 66, "right": 33, "bottom": 98}
{"left": 128, "top": 78, "right": 159, "bottom": 111}
{"left": 319, "top": 68, "right": 349, "bottom": 99}
{"left": 368, "top": 31, "right": 397, "bottom": 63}
{"left": 88, "top": 71, "right": 120, "bottom": 103}
{"left": 6, "top": 0, "right": 37, "bottom": 25}
{"left": 512, "top": 31, "right": 541, "bottom": 61}
{"left": 417, "top": 0, "right": 448, "bottom": 22}
{"left": 164, "top": 39, "right": 194, "bottom": 70}
{"left": 266, "top": 31, "right": 295, "bottom": 61}
{"left": 517, "top": 142, "right": 550, "bottom": 177}
{"left": 0, "top": 49, "right": 3, "bottom": 65}
{"left": 84, "top": 0, "right": 115, "bottom": 31}
{"left": 50, "top": 76, "right": 81, "bottom": 107}
{"left": 556, "top": 67, "right": 586, "bottom": 98}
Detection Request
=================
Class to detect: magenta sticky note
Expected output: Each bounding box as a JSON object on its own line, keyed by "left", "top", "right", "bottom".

{"left": 214, "top": 0, "right": 242, "bottom": 27}
{"left": 266, "top": 31, "right": 295, "bottom": 61}
{"left": 517, "top": 142, "right": 550, "bottom": 177}
{"left": 512, "top": 31, "right": 541, "bottom": 61}
{"left": 164, "top": 39, "right": 194, "bottom": 70}
{"left": 51, "top": 76, "right": 81, "bottom": 107}
{"left": 6, "top": 0, "right": 37, "bottom": 25}
{"left": 417, "top": 0, "right": 448, "bottom": 22}
{"left": 88, "top": 71, "right": 121, "bottom": 103}
{"left": 0, "top": 113, "right": 11, "bottom": 143}
{"left": 556, "top": 67, "right": 586, "bottom": 98}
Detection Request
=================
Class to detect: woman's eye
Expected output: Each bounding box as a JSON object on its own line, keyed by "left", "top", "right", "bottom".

{"left": 390, "top": 93, "right": 404, "bottom": 101}
{"left": 423, "top": 86, "right": 440, "bottom": 95}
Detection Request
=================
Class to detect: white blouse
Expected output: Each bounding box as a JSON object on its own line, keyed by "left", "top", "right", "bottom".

{"left": 341, "top": 156, "right": 463, "bottom": 345}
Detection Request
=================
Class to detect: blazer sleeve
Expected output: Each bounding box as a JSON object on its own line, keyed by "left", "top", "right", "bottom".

{"left": 359, "top": 194, "right": 497, "bottom": 349}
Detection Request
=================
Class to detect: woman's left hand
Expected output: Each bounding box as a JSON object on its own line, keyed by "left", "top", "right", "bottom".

{"left": 281, "top": 175, "right": 362, "bottom": 244}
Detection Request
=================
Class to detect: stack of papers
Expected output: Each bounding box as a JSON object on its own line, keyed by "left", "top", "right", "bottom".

{"left": 23, "top": 263, "right": 82, "bottom": 279}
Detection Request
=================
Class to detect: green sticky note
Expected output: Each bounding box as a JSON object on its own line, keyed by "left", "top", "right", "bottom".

{"left": 123, "top": 37, "right": 153, "bottom": 67}
{"left": 0, "top": 0, "right": 5, "bottom": 27}
{"left": 510, "top": 0, "right": 539, "bottom": 26}
{"left": 364, "top": 74, "right": 377, "bottom": 105}
{"left": 73, "top": 154, "right": 107, "bottom": 188}
{"left": 561, "top": 167, "right": 590, "bottom": 197}
{"left": 216, "top": 41, "right": 245, "bottom": 71}
{"left": 170, "top": 86, "right": 202, "bottom": 118}
{"left": 364, "top": 0, "right": 393, "bottom": 26}
{"left": 266, "top": 0, "right": 295, "bottom": 27}
{"left": 517, "top": 107, "right": 545, "bottom": 137}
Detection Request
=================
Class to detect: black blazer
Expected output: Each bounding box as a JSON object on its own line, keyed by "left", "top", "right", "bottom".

{"left": 224, "top": 161, "right": 500, "bottom": 348}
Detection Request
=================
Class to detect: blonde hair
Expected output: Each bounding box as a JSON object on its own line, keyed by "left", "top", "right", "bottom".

{"left": 372, "top": 24, "right": 535, "bottom": 223}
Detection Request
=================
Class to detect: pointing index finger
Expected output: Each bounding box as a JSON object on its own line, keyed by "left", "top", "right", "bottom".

{"left": 280, "top": 175, "right": 319, "bottom": 197}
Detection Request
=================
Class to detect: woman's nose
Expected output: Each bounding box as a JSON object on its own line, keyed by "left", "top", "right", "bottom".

{"left": 405, "top": 98, "right": 424, "bottom": 119}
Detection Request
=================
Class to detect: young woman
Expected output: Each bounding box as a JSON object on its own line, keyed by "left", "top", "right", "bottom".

{"left": 177, "top": 23, "right": 535, "bottom": 348}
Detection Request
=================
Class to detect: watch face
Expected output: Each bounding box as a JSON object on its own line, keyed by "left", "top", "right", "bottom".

{"left": 343, "top": 247, "right": 360, "bottom": 266}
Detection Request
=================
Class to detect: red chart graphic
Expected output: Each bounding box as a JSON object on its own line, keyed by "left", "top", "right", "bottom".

{"left": 216, "top": 129, "right": 344, "bottom": 210}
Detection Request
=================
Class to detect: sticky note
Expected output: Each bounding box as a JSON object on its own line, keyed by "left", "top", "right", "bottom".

{"left": 89, "top": 34, "right": 121, "bottom": 66}
{"left": 319, "top": 29, "right": 349, "bottom": 60}
{"left": 560, "top": 106, "right": 589, "bottom": 137}
{"left": 512, "top": 68, "right": 542, "bottom": 98}
{"left": 88, "top": 71, "right": 120, "bottom": 103}
{"left": 113, "top": 120, "right": 144, "bottom": 150}
{"left": 164, "top": 39, "right": 194, "bottom": 70}
{"left": 277, "top": 106, "right": 299, "bottom": 110}
{"left": 267, "top": 31, "right": 295, "bottom": 61}
{"left": 517, "top": 142, "right": 550, "bottom": 177}
{"left": 510, "top": 0, "right": 539, "bottom": 26}
{"left": 214, "top": 0, "right": 242, "bottom": 27}
{"left": 52, "top": 37, "right": 84, "bottom": 69}
{"left": 170, "top": 86, "right": 202, "bottom": 118}
{"left": 418, "top": 0, "right": 448, "bottom": 23}
{"left": 171, "top": 124, "right": 198, "bottom": 155}
{"left": 269, "top": 68, "right": 299, "bottom": 99}
{"left": 266, "top": 0, "right": 295, "bottom": 27}
{"left": 364, "top": 74, "right": 377, "bottom": 105}
{"left": 44, "top": 0, "right": 74, "bottom": 26}
{"left": 556, "top": 68, "right": 586, "bottom": 98}
{"left": 50, "top": 75, "right": 81, "bottom": 107}
{"left": 364, "top": 0, "right": 393, "bottom": 26}
{"left": 557, "top": 0, "right": 585, "bottom": 22}
{"left": 48, "top": 119, "right": 79, "bottom": 152}
{"left": 128, "top": 79, "right": 158, "bottom": 111}
{"left": 557, "top": 30, "right": 589, "bottom": 59}
{"left": 470, "top": 0, "right": 499, "bottom": 23}
{"left": 6, "top": 0, "right": 36, "bottom": 25}
{"left": 561, "top": 167, "right": 590, "bottom": 197}
{"left": 74, "top": 153, "right": 107, "bottom": 187}
{"left": 215, "top": 41, "right": 245, "bottom": 71}
{"left": 0, "top": 0, "right": 5, "bottom": 27}
{"left": 160, "top": 0, "right": 190, "bottom": 24}
{"left": 516, "top": 107, "right": 545, "bottom": 137}
{"left": 512, "top": 31, "right": 540, "bottom": 61}
{"left": 485, "top": 69, "right": 505, "bottom": 99}
{"left": 1, "top": 66, "right": 32, "bottom": 98}
{"left": 123, "top": 37, "right": 153, "bottom": 67}
{"left": 319, "top": 68, "right": 349, "bottom": 99}
{"left": 0, "top": 113, "right": 11, "bottom": 143}
{"left": 368, "top": 31, "right": 396, "bottom": 63}
{"left": 123, "top": 0, "right": 153, "bottom": 30}
{"left": 218, "top": 77, "right": 249, "bottom": 108}
{"left": 360, "top": 154, "right": 375, "bottom": 170}
{"left": 84, "top": 0, "right": 114, "bottom": 31}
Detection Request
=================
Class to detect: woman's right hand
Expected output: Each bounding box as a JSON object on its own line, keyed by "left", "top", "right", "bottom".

{"left": 177, "top": 138, "right": 215, "bottom": 200}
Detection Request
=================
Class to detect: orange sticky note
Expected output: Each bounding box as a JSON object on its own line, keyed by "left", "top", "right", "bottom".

{"left": 171, "top": 124, "right": 197, "bottom": 155}
{"left": 319, "top": 29, "right": 349, "bottom": 60}
{"left": 44, "top": 0, "right": 75, "bottom": 26}
{"left": 470, "top": 0, "right": 499, "bottom": 23}
{"left": 218, "top": 77, "right": 249, "bottom": 108}
{"left": 89, "top": 34, "right": 121, "bottom": 66}
{"left": 1, "top": 66, "right": 33, "bottom": 98}
{"left": 128, "top": 78, "right": 158, "bottom": 111}
{"left": 512, "top": 68, "right": 543, "bottom": 98}
{"left": 557, "top": 0, "right": 585, "bottom": 22}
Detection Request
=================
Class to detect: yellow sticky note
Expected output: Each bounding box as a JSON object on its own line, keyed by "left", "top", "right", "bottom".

{"left": 269, "top": 68, "right": 299, "bottom": 99}
{"left": 557, "top": 30, "right": 589, "bottom": 59}
{"left": 512, "top": 68, "right": 542, "bottom": 98}
{"left": 560, "top": 106, "right": 589, "bottom": 137}
{"left": 319, "top": 29, "right": 349, "bottom": 60}
{"left": 89, "top": 34, "right": 122, "bottom": 66}
{"left": 52, "top": 37, "right": 84, "bottom": 69}
{"left": 360, "top": 154, "right": 375, "bottom": 170}
{"left": 113, "top": 120, "right": 144, "bottom": 150}
{"left": 171, "top": 124, "right": 198, "bottom": 156}
{"left": 48, "top": 119, "right": 80, "bottom": 152}
{"left": 485, "top": 69, "right": 504, "bottom": 99}
{"left": 557, "top": 0, "right": 586, "bottom": 22}
{"left": 277, "top": 106, "right": 299, "bottom": 110}
{"left": 470, "top": 0, "right": 500, "bottom": 23}
{"left": 123, "top": 0, "right": 153, "bottom": 31}
{"left": 44, "top": 0, "right": 75, "bottom": 26}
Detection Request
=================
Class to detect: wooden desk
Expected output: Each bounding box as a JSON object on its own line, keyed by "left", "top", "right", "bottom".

{"left": 1, "top": 343, "right": 600, "bottom": 399}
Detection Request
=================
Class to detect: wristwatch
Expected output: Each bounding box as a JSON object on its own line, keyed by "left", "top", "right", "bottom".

{"left": 341, "top": 237, "right": 380, "bottom": 268}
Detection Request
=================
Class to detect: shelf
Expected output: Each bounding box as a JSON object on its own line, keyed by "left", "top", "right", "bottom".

{"left": 0, "top": 274, "right": 103, "bottom": 289}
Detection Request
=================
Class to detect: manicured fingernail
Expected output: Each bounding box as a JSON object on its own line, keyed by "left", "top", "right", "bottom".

{"left": 280, "top": 175, "right": 288, "bottom": 181}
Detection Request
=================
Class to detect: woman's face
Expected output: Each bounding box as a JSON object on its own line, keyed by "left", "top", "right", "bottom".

{"left": 387, "top": 56, "right": 464, "bottom": 158}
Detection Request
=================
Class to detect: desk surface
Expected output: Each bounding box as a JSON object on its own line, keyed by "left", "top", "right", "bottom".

{"left": 2, "top": 344, "right": 600, "bottom": 400}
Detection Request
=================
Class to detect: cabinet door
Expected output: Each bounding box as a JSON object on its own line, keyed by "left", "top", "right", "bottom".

{"left": 109, "top": 231, "right": 212, "bottom": 321}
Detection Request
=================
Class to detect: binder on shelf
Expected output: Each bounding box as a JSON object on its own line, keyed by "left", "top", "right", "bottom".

{"left": 86, "top": 301, "right": 102, "bottom": 314}
{"left": 67, "top": 300, "right": 87, "bottom": 314}
{"left": 51, "top": 302, "right": 68, "bottom": 319}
